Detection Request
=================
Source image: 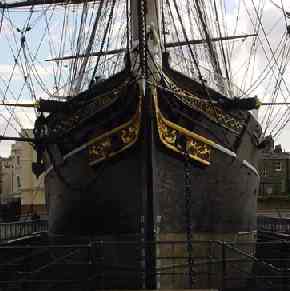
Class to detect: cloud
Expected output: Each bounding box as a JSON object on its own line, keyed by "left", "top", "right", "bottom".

{"left": 0, "top": 63, "right": 54, "bottom": 81}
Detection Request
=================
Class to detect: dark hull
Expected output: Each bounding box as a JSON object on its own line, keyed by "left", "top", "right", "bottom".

{"left": 37, "top": 57, "right": 262, "bottom": 288}
{"left": 44, "top": 115, "right": 259, "bottom": 288}
{"left": 46, "top": 128, "right": 259, "bottom": 236}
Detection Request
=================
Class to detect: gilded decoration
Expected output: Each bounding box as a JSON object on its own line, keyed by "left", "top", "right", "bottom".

{"left": 163, "top": 75, "right": 243, "bottom": 133}
{"left": 154, "top": 94, "right": 213, "bottom": 166}
{"left": 51, "top": 81, "right": 130, "bottom": 134}
{"left": 88, "top": 98, "right": 141, "bottom": 166}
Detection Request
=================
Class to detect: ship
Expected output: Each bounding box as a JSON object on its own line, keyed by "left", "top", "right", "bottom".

{"left": 0, "top": 0, "right": 288, "bottom": 289}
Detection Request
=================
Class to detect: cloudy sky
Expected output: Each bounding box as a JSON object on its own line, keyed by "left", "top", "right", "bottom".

{"left": 0, "top": 0, "right": 289, "bottom": 157}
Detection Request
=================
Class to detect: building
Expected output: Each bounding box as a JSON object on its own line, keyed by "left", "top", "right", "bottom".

{"left": 0, "top": 129, "right": 46, "bottom": 219}
{"left": 258, "top": 139, "right": 290, "bottom": 216}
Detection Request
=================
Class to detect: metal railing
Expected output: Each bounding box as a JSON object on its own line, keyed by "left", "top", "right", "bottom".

{"left": 258, "top": 215, "right": 290, "bottom": 233}
{"left": 0, "top": 220, "right": 48, "bottom": 241}
{"left": 0, "top": 239, "right": 290, "bottom": 290}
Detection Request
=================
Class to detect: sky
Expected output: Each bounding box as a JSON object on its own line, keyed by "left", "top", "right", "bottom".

{"left": 0, "top": 0, "right": 289, "bottom": 157}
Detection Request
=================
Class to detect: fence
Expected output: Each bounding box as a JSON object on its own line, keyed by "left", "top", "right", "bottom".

{"left": 258, "top": 215, "right": 290, "bottom": 233}
{"left": 0, "top": 220, "right": 48, "bottom": 241}
{"left": 0, "top": 239, "right": 290, "bottom": 290}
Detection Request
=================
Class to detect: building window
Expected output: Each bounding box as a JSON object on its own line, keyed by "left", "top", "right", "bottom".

{"left": 261, "top": 168, "right": 269, "bottom": 177}
{"left": 273, "top": 161, "right": 282, "bottom": 172}
{"left": 16, "top": 156, "right": 20, "bottom": 165}
{"left": 16, "top": 176, "right": 21, "bottom": 188}
{"left": 266, "top": 186, "right": 273, "bottom": 195}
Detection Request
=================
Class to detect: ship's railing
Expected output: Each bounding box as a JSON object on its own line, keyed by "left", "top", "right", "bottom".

{"left": 0, "top": 220, "right": 48, "bottom": 241}
{"left": 0, "top": 239, "right": 289, "bottom": 290}
{"left": 258, "top": 215, "right": 290, "bottom": 233}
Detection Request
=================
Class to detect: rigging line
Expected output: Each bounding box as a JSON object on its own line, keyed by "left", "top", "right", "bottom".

{"left": 90, "top": 0, "right": 117, "bottom": 84}
{"left": 79, "top": 3, "right": 97, "bottom": 83}
{"left": 262, "top": 37, "right": 290, "bottom": 133}
{"left": 269, "top": 0, "right": 286, "bottom": 16}
{"left": 0, "top": 60, "right": 34, "bottom": 139}
{"left": 73, "top": 0, "right": 105, "bottom": 93}
{"left": 102, "top": 0, "right": 125, "bottom": 77}
{"left": 43, "top": 5, "right": 61, "bottom": 91}
{"left": 263, "top": 35, "right": 290, "bottom": 130}
{"left": 126, "top": 0, "right": 129, "bottom": 54}
{"left": 0, "top": 111, "right": 20, "bottom": 135}
{"left": 111, "top": 35, "right": 127, "bottom": 76}
{"left": 272, "top": 109, "right": 290, "bottom": 138}
{"left": 244, "top": 33, "right": 286, "bottom": 97}
{"left": 0, "top": 83, "right": 29, "bottom": 138}
{"left": 212, "top": 0, "right": 230, "bottom": 82}
{"left": 29, "top": 4, "right": 54, "bottom": 27}
{"left": 216, "top": 0, "right": 232, "bottom": 84}
{"left": 20, "top": 38, "right": 37, "bottom": 102}
{"left": 244, "top": 3, "right": 286, "bottom": 93}
{"left": 26, "top": 49, "right": 52, "bottom": 96}
{"left": 49, "top": 55, "right": 118, "bottom": 98}
{"left": 193, "top": 0, "right": 223, "bottom": 79}
{"left": 69, "top": 5, "right": 84, "bottom": 91}
{"left": 163, "top": 1, "right": 185, "bottom": 66}
{"left": 22, "top": 12, "right": 58, "bottom": 97}
{"left": 249, "top": 0, "right": 290, "bottom": 96}
{"left": 1, "top": 17, "right": 27, "bottom": 102}
{"left": 278, "top": 0, "right": 288, "bottom": 27}
{"left": 153, "top": 0, "right": 161, "bottom": 45}
{"left": 55, "top": 4, "right": 70, "bottom": 92}
{"left": 0, "top": 5, "right": 4, "bottom": 32}
{"left": 186, "top": 0, "right": 198, "bottom": 73}
{"left": 0, "top": 102, "right": 30, "bottom": 138}
{"left": 166, "top": 1, "right": 192, "bottom": 70}
{"left": 268, "top": 64, "right": 290, "bottom": 136}
{"left": 71, "top": 2, "right": 89, "bottom": 86}
{"left": 244, "top": 33, "right": 284, "bottom": 98}
{"left": 229, "top": 0, "right": 241, "bottom": 58}
{"left": 167, "top": 0, "right": 204, "bottom": 83}
{"left": 161, "top": 0, "right": 166, "bottom": 51}
{"left": 0, "top": 77, "right": 33, "bottom": 130}
{"left": 239, "top": 0, "right": 264, "bottom": 93}
{"left": 243, "top": 2, "right": 290, "bottom": 101}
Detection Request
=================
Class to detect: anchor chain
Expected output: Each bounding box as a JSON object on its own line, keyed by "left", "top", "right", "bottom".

{"left": 138, "top": 0, "right": 147, "bottom": 79}
{"left": 184, "top": 152, "right": 195, "bottom": 288}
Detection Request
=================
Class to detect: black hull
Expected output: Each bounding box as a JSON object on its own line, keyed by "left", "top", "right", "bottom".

{"left": 46, "top": 134, "right": 259, "bottom": 236}
{"left": 36, "top": 57, "right": 262, "bottom": 288}
{"left": 45, "top": 120, "right": 259, "bottom": 288}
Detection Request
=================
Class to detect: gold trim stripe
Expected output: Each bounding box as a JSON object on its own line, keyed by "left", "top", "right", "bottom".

{"left": 88, "top": 97, "right": 142, "bottom": 166}
{"left": 154, "top": 94, "right": 213, "bottom": 166}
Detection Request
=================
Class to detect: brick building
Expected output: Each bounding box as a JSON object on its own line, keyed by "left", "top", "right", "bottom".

{"left": 258, "top": 139, "right": 290, "bottom": 216}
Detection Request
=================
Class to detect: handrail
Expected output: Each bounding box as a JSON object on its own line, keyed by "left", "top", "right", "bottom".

{"left": 0, "top": 220, "right": 48, "bottom": 241}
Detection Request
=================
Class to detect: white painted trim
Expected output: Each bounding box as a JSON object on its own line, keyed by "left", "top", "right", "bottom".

{"left": 45, "top": 136, "right": 259, "bottom": 178}
{"left": 242, "top": 159, "right": 259, "bottom": 176}
{"left": 212, "top": 143, "right": 237, "bottom": 158}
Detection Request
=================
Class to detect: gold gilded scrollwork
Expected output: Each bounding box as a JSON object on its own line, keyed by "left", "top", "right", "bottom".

{"left": 88, "top": 98, "right": 141, "bottom": 166}
{"left": 88, "top": 139, "right": 111, "bottom": 161}
{"left": 154, "top": 94, "right": 213, "bottom": 166}
{"left": 187, "top": 139, "right": 211, "bottom": 164}
{"left": 160, "top": 122, "right": 177, "bottom": 145}
{"left": 163, "top": 75, "right": 243, "bottom": 133}
{"left": 121, "top": 126, "right": 138, "bottom": 144}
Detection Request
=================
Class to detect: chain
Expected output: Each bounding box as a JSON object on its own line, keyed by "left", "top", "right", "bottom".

{"left": 138, "top": 0, "right": 147, "bottom": 79}
{"left": 184, "top": 152, "right": 194, "bottom": 288}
